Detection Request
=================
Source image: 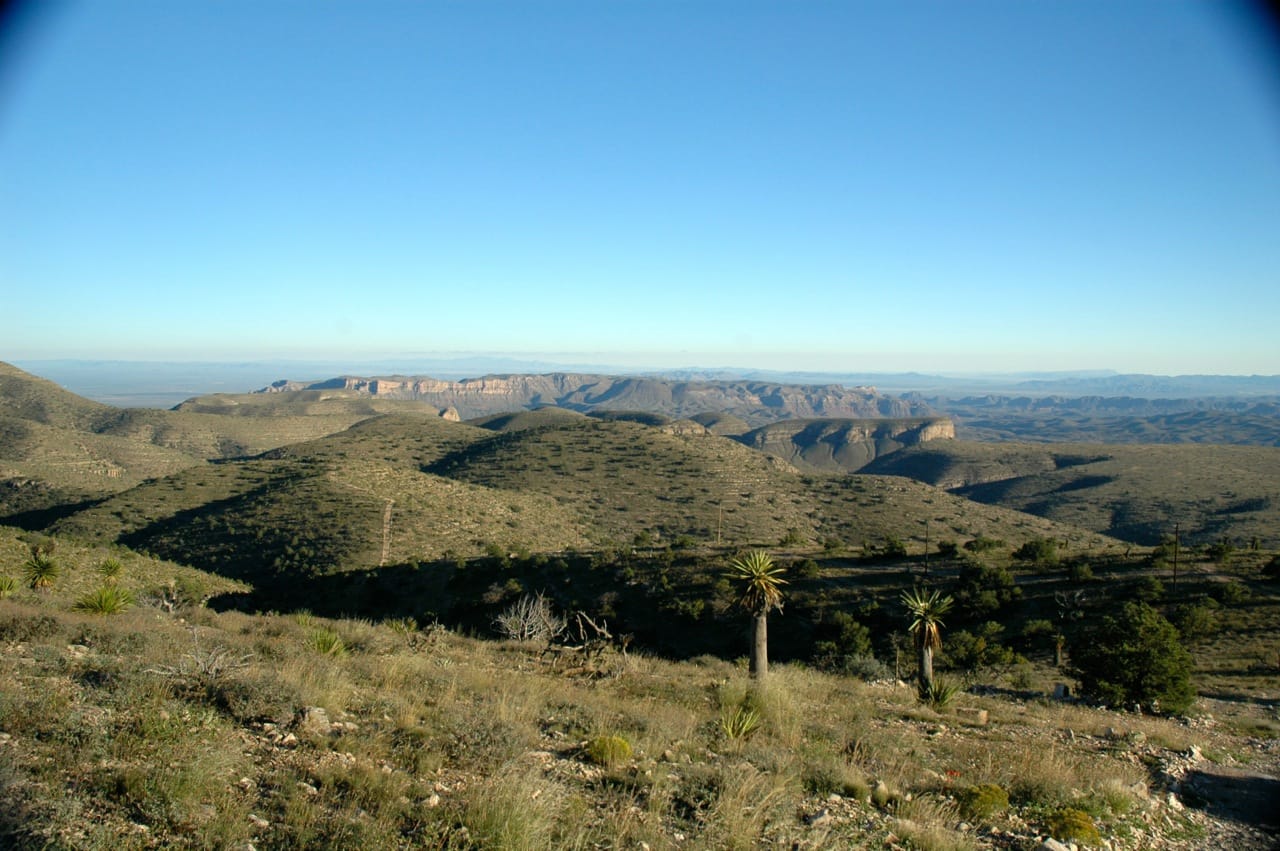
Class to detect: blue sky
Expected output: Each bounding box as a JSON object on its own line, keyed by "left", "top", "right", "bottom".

{"left": 2, "top": 1, "right": 1278, "bottom": 374}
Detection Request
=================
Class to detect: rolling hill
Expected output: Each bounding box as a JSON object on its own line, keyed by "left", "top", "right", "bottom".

{"left": 864, "top": 440, "right": 1280, "bottom": 546}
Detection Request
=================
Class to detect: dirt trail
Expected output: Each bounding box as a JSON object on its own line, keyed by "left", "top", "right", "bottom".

{"left": 379, "top": 499, "right": 393, "bottom": 566}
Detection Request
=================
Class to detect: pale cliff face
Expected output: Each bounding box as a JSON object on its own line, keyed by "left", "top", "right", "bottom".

{"left": 262, "top": 373, "right": 935, "bottom": 425}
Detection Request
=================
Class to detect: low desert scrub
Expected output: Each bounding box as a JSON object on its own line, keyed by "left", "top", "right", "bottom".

{"left": 1045, "top": 806, "right": 1102, "bottom": 845}
{"left": 0, "top": 574, "right": 15, "bottom": 599}
{"left": 957, "top": 783, "right": 1010, "bottom": 820}
{"left": 460, "top": 767, "right": 564, "bottom": 851}
{"left": 703, "top": 762, "right": 798, "bottom": 850}
{"left": 895, "top": 794, "right": 978, "bottom": 851}
{"left": 585, "top": 734, "right": 633, "bottom": 766}
{"left": 801, "top": 753, "right": 870, "bottom": 799}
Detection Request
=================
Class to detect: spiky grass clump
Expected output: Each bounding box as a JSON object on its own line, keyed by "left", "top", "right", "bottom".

{"left": 0, "top": 575, "right": 16, "bottom": 599}
{"left": 73, "top": 586, "right": 135, "bottom": 615}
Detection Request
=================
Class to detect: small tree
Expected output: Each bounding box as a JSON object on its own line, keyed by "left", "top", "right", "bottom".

{"left": 1013, "top": 537, "right": 1059, "bottom": 565}
{"left": 1069, "top": 602, "right": 1195, "bottom": 714}
{"left": 725, "top": 550, "right": 787, "bottom": 680}
{"left": 902, "top": 588, "right": 954, "bottom": 698}
{"left": 494, "top": 592, "right": 566, "bottom": 643}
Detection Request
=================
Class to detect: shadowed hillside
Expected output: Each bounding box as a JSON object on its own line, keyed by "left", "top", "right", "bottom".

{"left": 865, "top": 441, "right": 1280, "bottom": 546}
{"left": 735, "top": 417, "right": 955, "bottom": 472}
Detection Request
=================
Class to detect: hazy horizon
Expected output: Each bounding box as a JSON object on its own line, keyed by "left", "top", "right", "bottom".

{"left": 4, "top": 3, "right": 1279, "bottom": 374}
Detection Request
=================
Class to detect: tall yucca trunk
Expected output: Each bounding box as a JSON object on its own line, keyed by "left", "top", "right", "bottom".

{"left": 750, "top": 611, "right": 769, "bottom": 679}
{"left": 918, "top": 644, "right": 934, "bottom": 697}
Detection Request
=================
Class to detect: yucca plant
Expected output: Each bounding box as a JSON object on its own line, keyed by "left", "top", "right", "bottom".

{"left": 97, "top": 557, "right": 124, "bottom": 585}
{"left": 725, "top": 550, "right": 787, "bottom": 680}
{"left": 924, "top": 678, "right": 961, "bottom": 709}
{"left": 24, "top": 552, "right": 59, "bottom": 593}
{"left": 902, "top": 588, "right": 954, "bottom": 699}
{"left": 74, "top": 585, "right": 135, "bottom": 615}
{"left": 307, "top": 627, "right": 348, "bottom": 657}
{"left": 719, "top": 704, "right": 762, "bottom": 741}
{"left": 0, "top": 575, "right": 16, "bottom": 599}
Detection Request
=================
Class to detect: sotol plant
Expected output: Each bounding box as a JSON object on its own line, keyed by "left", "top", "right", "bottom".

{"left": 73, "top": 586, "right": 135, "bottom": 615}
{"left": 24, "top": 552, "right": 59, "bottom": 593}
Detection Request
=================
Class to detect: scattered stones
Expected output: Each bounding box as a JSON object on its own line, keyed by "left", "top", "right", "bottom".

{"left": 1036, "top": 838, "right": 1072, "bottom": 851}
{"left": 295, "top": 706, "right": 331, "bottom": 737}
{"left": 956, "top": 707, "right": 989, "bottom": 726}
{"left": 247, "top": 813, "right": 270, "bottom": 829}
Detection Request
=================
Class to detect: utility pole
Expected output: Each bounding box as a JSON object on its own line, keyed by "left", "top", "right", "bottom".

{"left": 923, "top": 520, "right": 930, "bottom": 577}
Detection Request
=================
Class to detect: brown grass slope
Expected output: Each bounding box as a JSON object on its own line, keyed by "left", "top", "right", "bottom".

{"left": 865, "top": 441, "right": 1280, "bottom": 546}
{"left": 0, "top": 522, "right": 1276, "bottom": 850}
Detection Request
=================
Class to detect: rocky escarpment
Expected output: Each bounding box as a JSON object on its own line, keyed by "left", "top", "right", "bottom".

{"left": 735, "top": 417, "right": 955, "bottom": 472}
{"left": 258, "top": 373, "right": 932, "bottom": 425}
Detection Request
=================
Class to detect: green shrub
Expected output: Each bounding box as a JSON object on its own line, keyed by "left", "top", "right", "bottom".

{"left": 0, "top": 575, "right": 15, "bottom": 599}
{"left": 1013, "top": 537, "right": 1058, "bottom": 565}
{"left": 1068, "top": 561, "right": 1094, "bottom": 582}
{"left": 1133, "top": 575, "right": 1165, "bottom": 602}
{"left": 1171, "top": 603, "right": 1218, "bottom": 639}
{"left": 1206, "top": 538, "right": 1234, "bottom": 565}
{"left": 964, "top": 536, "right": 1005, "bottom": 554}
{"left": 794, "top": 558, "right": 820, "bottom": 579}
{"left": 1045, "top": 807, "right": 1101, "bottom": 845}
{"left": 1070, "top": 602, "right": 1195, "bottom": 714}
{"left": 1216, "top": 581, "right": 1248, "bottom": 605}
{"left": 585, "top": 734, "right": 632, "bottom": 766}
{"left": 73, "top": 586, "right": 135, "bottom": 615}
{"left": 880, "top": 535, "right": 908, "bottom": 559}
{"left": 957, "top": 783, "right": 1009, "bottom": 820}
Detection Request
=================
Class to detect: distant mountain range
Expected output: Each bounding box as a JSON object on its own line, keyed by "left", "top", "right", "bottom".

{"left": 13, "top": 358, "right": 1280, "bottom": 408}
{"left": 255, "top": 373, "right": 933, "bottom": 425}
